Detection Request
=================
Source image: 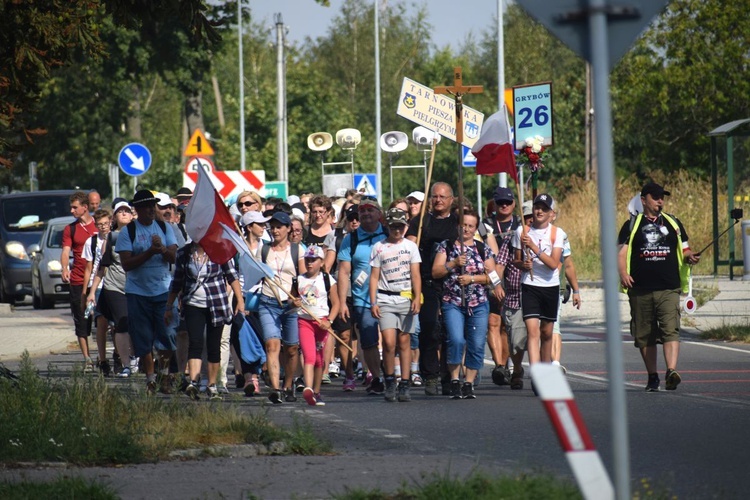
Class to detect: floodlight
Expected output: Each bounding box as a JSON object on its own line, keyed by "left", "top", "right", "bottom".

{"left": 380, "top": 131, "right": 408, "bottom": 154}
{"left": 412, "top": 126, "right": 441, "bottom": 148}
{"left": 335, "top": 128, "right": 362, "bottom": 150}
{"left": 307, "top": 132, "right": 333, "bottom": 152}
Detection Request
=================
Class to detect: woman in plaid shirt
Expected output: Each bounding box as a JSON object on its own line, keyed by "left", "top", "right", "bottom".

{"left": 166, "top": 243, "right": 244, "bottom": 401}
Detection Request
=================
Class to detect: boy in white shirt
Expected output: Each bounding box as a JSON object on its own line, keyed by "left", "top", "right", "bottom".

{"left": 293, "top": 245, "right": 339, "bottom": 406}
{"left": 512, "top": 194, "right": 566, "bottom": 367}
{"left": 369, "top": 208, "right": 422, "bottom": 402}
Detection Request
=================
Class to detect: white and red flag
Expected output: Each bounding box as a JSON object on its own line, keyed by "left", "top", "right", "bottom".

{"left": 185, "top": 161, "right": 238, "bottom": 265}
{"left": 471, "top": 105, "right": 518, "bottom": 181}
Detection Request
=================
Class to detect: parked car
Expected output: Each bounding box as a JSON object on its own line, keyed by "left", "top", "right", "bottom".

{"left": 28, "top": 216, "right": 75, "bottom": 309}
{"left": 0, "top": 190, "right": 77, "bottom": 304}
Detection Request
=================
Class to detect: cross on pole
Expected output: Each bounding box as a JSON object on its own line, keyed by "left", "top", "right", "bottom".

{"left": 435, "top": 67, "right": 483, "bottom": 305}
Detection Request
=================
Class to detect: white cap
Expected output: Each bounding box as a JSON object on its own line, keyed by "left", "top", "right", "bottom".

{"left": 155, "top": 192, "right": 174, "bottom": 207}
{"left": 292, "top": 208, "right": 305, "bottom": 220}
{"left": 287, "top": 195, "right": 301, "bottom": 205}
{"left": 113, "top": 201, "right": 132, "bottom": 213}
{"left": 240, "top": 210, "right": 271, "bottom": 227}
{"left": 406, "top": 191, "right": 425, "bottom": 202}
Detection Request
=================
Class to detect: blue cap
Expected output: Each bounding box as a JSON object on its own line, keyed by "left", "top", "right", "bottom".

{"left": 270, "top": 211, "right": 291, "bottom": 226}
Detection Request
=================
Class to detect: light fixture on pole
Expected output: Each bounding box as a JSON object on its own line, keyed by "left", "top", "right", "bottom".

{"left": 307, "top": 128, "right": 361, "bottom": 196}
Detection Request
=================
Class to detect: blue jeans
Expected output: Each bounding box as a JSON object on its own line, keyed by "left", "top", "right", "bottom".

{"left": 442, "top": 301, "right": 489, "bottom": 370}
{"left": 258, "top": 295, "right": 299, "bottom": 346}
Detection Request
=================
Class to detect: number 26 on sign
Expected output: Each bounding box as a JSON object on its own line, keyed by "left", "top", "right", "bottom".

{"left": 512, "top": 81, "right": 553, "bottom": 149}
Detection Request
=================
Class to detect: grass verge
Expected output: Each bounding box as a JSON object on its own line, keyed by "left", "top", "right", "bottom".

{"left": 0, "top": 477, "right": 118, "bottom": 500}
{"left": 699, "top": 325, "right": 750, "bottom": 343}
{"left": 0, "top": 353, "right": 330, "bottom": 465}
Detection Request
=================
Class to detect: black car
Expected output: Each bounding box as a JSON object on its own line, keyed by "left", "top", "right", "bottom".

{"left": 0, "top": 190, "right": 77, "bottom": 304}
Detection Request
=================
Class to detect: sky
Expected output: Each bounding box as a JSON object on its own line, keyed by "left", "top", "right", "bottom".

{"left": 247, "top": 0, "right": 505, "bottom": 52}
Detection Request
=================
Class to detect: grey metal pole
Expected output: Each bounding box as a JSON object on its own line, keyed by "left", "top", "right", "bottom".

{"left": 238, "top": 0, "right": 246, "bottom": 171}
{"left": 498, "top": 0, "right": 507, "bottom": 190}
{"left": 374, "top": 0, "right": 383, "bottom": 203}
{"left": 275, "top": 14, "right": 285, "bottom": 182}
{"left": 588, "top": 1, "right": 630, "bottom": 498}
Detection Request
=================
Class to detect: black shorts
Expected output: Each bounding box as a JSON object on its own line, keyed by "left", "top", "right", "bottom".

{"left": 489, "top": 294, "right": 503, "bottom": 315}
{"left": 521, "top": 284, "right": 559, "bottom": 322}
{"left": 331, "top": 298, "right": 356, "bottom": 340}
{"left": 97, "top": 289, "right": 129, "bottom": 333}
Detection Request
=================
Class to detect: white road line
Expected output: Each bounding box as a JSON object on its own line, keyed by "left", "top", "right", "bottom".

{"left": 683, "top": 341, "right": 750, "bottom": 354}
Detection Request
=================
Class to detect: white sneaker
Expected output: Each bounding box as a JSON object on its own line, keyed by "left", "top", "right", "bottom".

{"left": 129, "top": 356, "right": 139, "bottom": 375}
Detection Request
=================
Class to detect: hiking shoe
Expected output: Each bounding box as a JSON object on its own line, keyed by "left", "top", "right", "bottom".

{"left": 321, "top": 374, "right": 332, "bottom": 385}
{"left": 646, "top": 373, "right": 660, "bottom": 392}
{"left": 510, "top": 367, "right": 524, "bottom": 390}
{"left": 207, "top": 385, "right": 222, "bottom": 401}
{"left": 98, "top": 360, "right": 112, "bottom": 377}
{"left": 491, "top": 365, "right": 510, "bottom": 386}
{"left": 186, "top": 381, "right": 200, "bottom": 401}
{"left": 303, "top": 387, "right": 317, "bottom": 406}
{"left": 235, "top": 373, "right": 245, "bottom": 389}
{"left": 368, "top": 377, "right": 385, "bottom": 395}
{"left": 268, "top": 390, "right": 283, "bottom": 404}
{"left": 159, "top": 374, "right": 174, "bottom": 395}
{"left": 410, "top": 372, "right": 423, "bottom": 387}
{"left": 665, "top": 369, "right": 681, "bottom": 391}
{"left": 384, "top": 377, "right": 397, "bottom": 402}
{"left": 314, "top": 393, "right": 326, "bottom": 406}
{"left": 129, "top": 356, "right": 139, "bottom": 375}
{"left": 343, "top": 377, "right": 356, "bottom": 391}
{"left": 117, "top": 367, "right": 131, "bottom": 379}
{"left": 424, "top": 377, "right": 440, "bottom": 396}
{"left": 398, "top": 380, "right": 412, "bottom": 402}
{"left": 461, "top": 382, "right": 476, "bottom": 399}
{"left": 450, "top": 380, "right": 462, "bottom": 399}
{"left": 284, "top": 387, "right": 298, "bottom": 402}
{"left": 146, "top": 380, "right": 157, "bottom": 395}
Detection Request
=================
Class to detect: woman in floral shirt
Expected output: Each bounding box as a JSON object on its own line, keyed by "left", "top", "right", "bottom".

{"left": 432, "top": 208, "right": 504, "bottom": 400}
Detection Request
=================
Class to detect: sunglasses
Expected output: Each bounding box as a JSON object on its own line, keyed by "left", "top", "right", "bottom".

{"left": 495, "top": 201, "right": 513, "bottom": 207}
{"left": 239, "top": 201, "right": 258, "bottom": 207}
{"left": 346, "top": 214, "right": 359, "bottom": 221}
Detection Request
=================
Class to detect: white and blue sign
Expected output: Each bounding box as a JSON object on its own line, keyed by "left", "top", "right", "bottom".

{"left": 512, "top": 82, "right": 553, "bottom": 150}
{"left": 462, "top": 144, "right": 477, "bottom": 167}
{"left": 118, "top": 142, "right": 152, "bottom": 176}
{"left": 353, "top": 173, "right": 377, "bottom": 196}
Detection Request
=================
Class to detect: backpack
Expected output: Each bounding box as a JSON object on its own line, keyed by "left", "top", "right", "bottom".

{"left": 260, "top": 242, "right": 300, "bottom": 276}
{"left": 349, "top": 225, "right": 389, "bottom": 256}
{"left": 127, "top": 219, "right": 167, "bottom": 244}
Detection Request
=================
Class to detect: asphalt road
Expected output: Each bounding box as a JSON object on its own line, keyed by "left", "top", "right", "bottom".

{"left": 2, "top": 302, "right": 749, "bottom": 499}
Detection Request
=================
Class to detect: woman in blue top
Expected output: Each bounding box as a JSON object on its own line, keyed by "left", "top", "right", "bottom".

{"left": 432, "top": 209, "right": 504, "bottom": 400}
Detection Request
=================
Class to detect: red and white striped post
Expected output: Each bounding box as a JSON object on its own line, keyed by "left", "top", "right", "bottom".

{"left": 531, "top": 364, "right": 614, "bottom": 500}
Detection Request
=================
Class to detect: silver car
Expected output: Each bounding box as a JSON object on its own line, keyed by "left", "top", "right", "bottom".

{"left": 29, "top": 216, "right": 75, "bottom": 309}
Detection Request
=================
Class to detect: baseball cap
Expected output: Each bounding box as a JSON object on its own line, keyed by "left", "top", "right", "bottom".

{"left": 406, "top": 191, "right": 425, "bottom": 202}
{"left": 287, "top": 195, "right": 301, "bottom": 206}
{"left": 155, "top": 192, "right": 174, "bottom": 208}
{"left": 522, "top": 200, "right": 533, "bottom": 217}
{"left": 385, "top": 208, "right": 408, "bottom": 226}
{"left": 345, "top": 204, "right": 359, "bottom": 221}
{"left": 641, "top": 182, "right": 671, "bottom": 199}
{"left": 111, "top": 197, "right": 128, "bottom": 209}
{"left": 240, "top": 211, "right": 270, "bottom": 227}
{"left": 533, "top": 193, "right": 554, "bottom": 210}
{"left": 113, "top": 201, "right": 132, "bottom": 214}
{"left": 270, "top": 211, "right": 291, "bottom": 226}
{"left": 131, "top": 189, "right": 159, "bottom": 206}
{"left": 303, "top": 245, "right": 325, "bottom": 260}
{"left": 493, "top": 186, "right": 514, "bottom": 204}
{"left": 359, "top": 196, "right": 381, "bottom": 211}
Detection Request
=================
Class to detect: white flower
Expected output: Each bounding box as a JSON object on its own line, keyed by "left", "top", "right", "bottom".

{"left": 530, "top": 142, "right": 542, "bottom": 153}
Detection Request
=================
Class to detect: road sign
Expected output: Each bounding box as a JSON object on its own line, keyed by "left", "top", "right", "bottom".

{"left": 118, "top": 143, "right": 152, "bottom": 176}
{"left": 183, "top": 164, "right": 265, "bottom": 199}
{"left": 353, "top": 173, "right": 377, "bottom": 196}
{"left": 265, "top": 181, "right": 288, "bottom": 200}
{"left": 517, "top": 0, "right": 669, "bottom": 70}
{"left": 513, "top": 82, "right": 553, "bottom": 149}
{"left": 185, "top": 156, "right": 215, "bottom": 174}
{"left": 462, "top": 145, "right": 476, "bottom": 167}
{"left": 183, "top": 129, "right": 215, "bottom": 156}
{"left": 396, "top": 77, "right": 484, "bottom": 148}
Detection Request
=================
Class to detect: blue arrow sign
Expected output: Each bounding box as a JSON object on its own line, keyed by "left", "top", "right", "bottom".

{"left": 118, "top": 143, "right": 152, "bottom": 176}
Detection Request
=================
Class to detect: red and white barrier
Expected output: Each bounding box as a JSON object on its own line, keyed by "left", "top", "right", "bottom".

{"left": 531, "top": 363, "right": 614, "bottom": 500}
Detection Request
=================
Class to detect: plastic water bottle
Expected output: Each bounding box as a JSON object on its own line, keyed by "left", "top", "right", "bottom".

{"left": 84, "top": 302, "right": 95, "bottom": 319}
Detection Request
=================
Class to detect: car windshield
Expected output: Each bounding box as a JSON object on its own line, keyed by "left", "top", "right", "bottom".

{"left": 2, "top": 196, "right": 71, "bottom": 232}
{"left": 46, "top": 224, "right": 68, "bottom": 249}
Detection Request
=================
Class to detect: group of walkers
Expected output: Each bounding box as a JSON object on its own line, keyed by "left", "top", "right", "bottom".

{"left": 60, "top": 178, "right": 695, "bottom": 405}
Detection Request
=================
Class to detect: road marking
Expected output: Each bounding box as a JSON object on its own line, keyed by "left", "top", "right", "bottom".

{"left": 683, "top": 341, "right": 750, "bottom": 354}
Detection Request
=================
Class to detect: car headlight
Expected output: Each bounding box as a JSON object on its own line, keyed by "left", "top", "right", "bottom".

{"left": 5, "top": 241, "right": 29, "bottom": 261}
{"left": 48, "top": 260, "right": 62, "bottom": 273}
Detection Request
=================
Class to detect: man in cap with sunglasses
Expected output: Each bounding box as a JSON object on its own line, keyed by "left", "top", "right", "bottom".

{"left": 618, "top": 182, "right": 700, "bottom": 392}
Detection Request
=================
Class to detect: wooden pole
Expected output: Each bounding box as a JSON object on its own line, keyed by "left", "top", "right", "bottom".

{"left": 416, "top": 137, "right": 439, "bottom": 248}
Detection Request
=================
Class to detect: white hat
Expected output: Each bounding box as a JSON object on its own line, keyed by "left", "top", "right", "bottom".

{"left": 292, "top": 207, "right": 305, "bottom": 220}
{"left": 240, "top": 211, "right": 271, "bottom": 227}
{"left": 303, "top": 245, "right": 325, "bottom": 260}
{"left": 113, "top": 201, "right": 132, "bottom": 214}
{"left": 155, "top": 192, "right": 174, "bottom": 208}
{"left": 406, "top": 191, "right": 425, "bottom": 202}
{"left": 287, "top": 195, "right": 301, "bottom": 205}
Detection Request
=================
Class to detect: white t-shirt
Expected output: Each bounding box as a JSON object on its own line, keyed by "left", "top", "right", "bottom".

{"left": 82, "top": 233, "right": 108, "bottom": 290}
{"left": 369, "top": 238, "right": 421, "bottom": 305}
{"left": 297, "top": 272, "right": 336, "bottom": 319}
{"left": 512, "top": 224, "right": 566, "bottom": 286}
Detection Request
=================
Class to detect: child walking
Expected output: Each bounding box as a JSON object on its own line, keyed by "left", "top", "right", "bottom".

{"left": 293, "top": 245, "right": 340, "bottom": 406}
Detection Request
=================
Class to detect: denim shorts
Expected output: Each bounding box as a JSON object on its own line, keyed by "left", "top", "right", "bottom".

{"left": 127, "top": 292, "right": 175, "bottom": 357}
{"left": 258, "top": 295, "right": 299, "bottom": 346}
{"left": 353, "top": 305, "right": 380, "bottom": 350}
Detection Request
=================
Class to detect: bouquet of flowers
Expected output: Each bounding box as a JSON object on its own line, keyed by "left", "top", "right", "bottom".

{"left": 518, "top": 135, "right": 549, "bottom": 173}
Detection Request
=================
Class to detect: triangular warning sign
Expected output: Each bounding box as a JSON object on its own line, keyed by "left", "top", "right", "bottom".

{"left": 183, "top": 129, "right": 215, "bottom": 157}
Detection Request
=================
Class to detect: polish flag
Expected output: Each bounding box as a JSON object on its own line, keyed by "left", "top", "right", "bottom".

{"left": 471, "top": 106, "right": 518, "bottom": 181}
{"left": 185, "top": 161, "right": 238, "bottom": 264}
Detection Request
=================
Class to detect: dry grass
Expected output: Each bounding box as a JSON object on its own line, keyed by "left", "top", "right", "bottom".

{"left": 552, "top": 172, "right": 744, "bottom": 279}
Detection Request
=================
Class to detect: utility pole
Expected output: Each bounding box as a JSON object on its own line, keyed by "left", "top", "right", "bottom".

{"left": 275, "top": 14, "right": 288, "bottom": 182}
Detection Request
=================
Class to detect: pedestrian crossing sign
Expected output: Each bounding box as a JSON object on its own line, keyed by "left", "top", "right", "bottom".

{"left": 354, "top": 173, "right": 377, "bottom": 196}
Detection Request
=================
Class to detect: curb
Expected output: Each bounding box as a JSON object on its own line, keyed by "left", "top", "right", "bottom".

{"left": 0, "top": 303, "right": 12, "bottom": 317}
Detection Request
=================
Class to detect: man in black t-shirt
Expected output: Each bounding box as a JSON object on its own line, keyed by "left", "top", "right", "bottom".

{"left": 406, "top": 181, "right": 458, "bottom": 395}
{"left": 617, "top": 182, "right": 700, "bottom": 392}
